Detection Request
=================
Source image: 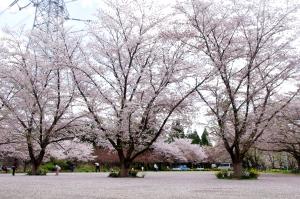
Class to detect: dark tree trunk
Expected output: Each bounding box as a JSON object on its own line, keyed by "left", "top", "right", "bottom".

{"left": 297, "top": 158, "right": 300, "bottom": 171}
{"left": 31, "top": 161, "right": 42, "bottom": 175}
{"left": 232, "top": 161, "right": 243, "bottom": 178}
{"left": 23, "top": 161, "right": 27, "bottom": 173}
{"left": 229, "top": 150, "right": 244, "bottom": 179}
{"left": 119, "top": 160, "right": 131, "bottom": 177}
{"left": 28, "top": 147, "right": 46, "bottom": 175}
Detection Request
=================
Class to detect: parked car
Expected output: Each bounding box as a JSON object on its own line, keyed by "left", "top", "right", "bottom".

{"left": 217, "top": 163, "right": 232, "bottom": 170}
{"left": 172, "top": 165, "right": 190, "bottom": 171}
{"left": 195, "top": 166, "right": 205, "bottom": 171}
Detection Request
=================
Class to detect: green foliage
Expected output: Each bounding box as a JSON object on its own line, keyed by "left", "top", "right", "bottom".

{"left": 264, "top": 169, "right": 290, "bottom": 174}
{"left": 129, "top": 169, "right": 138, "bottom": 177}
{"left": 42, "top": 159, "right": 76, "bottom": 172}
{"left": 108, "top": 169, "right": 145, "bottom": 178}
{"left": 27, "top": 169, "right": 47, "bottom": 176}
{"left": 200, "top": 128, "right": 211, "bottom": 146}
{"left": 215, "top": 170, "right": 233, "bottom": 179}
{"left": 186, "top": 130, "right": 201, "bottom": 145}
{"left": 241, "top": 168, "right": 260, "bottom": 179}
{"left": 216, "top": 169, "right": 259, "bottom": 179}
{"left": 75, "top": 164, "right": 94, "bottom": 172}
{"left": 168, "top": 120, "right": 185, "bottom": 142}
{"left": 264, "top": 169, "right": 300, "bottom": 174}
{"left": 41, "top": 162, "right": 55, "bottom": 171}
{"left": 108, "top": 170, "right": 120, "bottom": 177}
{"left": 52, "top": 159, "right": 69, "bottom": 171}
{"left": 186, "top": 128, "right": 211, "bottom": 146}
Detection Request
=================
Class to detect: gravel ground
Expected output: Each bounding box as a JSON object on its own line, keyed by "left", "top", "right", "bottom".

{"left": 0, "top": 172, "right": 300, "bottom": 199}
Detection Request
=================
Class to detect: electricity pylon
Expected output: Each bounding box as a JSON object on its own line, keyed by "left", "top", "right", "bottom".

{"left": 31, "top": 0, "right": 69, "bottom": 33}
{"left": 1, "top": 0, "right": 89, "bottom": 32}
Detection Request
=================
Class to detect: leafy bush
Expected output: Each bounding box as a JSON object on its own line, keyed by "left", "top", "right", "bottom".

{"left": 291, "top": 169, "right": 300, "bottom": 174}
{"left": 249, "top": 169, "right": 259, "bottom": 178}
{"left": 41, "top": 162, "right": 55, "bottom": 172}
{"left": 108, "top": 170, "right": 120, "bottom": 177}
{"left": 75, "top": 164, "right": 94, "bottom": 172}
{"left": 129, "top": 169, "right": 138, "bottom": 177}
{"left": 216, "top": 169, "right": 259, "bottom": 179}
{"left": 241, "top": 168, "right": 260, "bottom": 179}
{"left": 52, "top": 160, "right": 69, "bottom": 171}
{"left": 27, "top": 169, "right": 47, "bottom": 176}
{"left": 108, "top": 169, "right": 145, "bottom": 178}
{"left": 215, "top": 170, "right": 233, "bottom": 179}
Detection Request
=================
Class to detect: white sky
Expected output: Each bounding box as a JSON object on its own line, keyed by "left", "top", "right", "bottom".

{"left": 0, "top": 0, "right": 105, "bottom": 31}
{"left": 0, "top": 0, "right": 176, "bottom": 31}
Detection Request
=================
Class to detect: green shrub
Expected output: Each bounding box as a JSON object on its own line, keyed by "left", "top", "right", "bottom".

{"left": 100, "top": 165, "right": 111, "bottom": 172}
{"left": 75, "top": 164, "right": 94, "bottom": 172}
{"left": 41, "top": 162, "right": 55, "bottom": 172}
{"left": 216, "top": 168, "right": 259, "bottom": 179}
{"left": 108, "top": 169, "right": 145, "bottom": 178}
{"left": 108, "top": 170, "right": 120, "bottom": 177}
{"left": 249, "top": 168, "right": 260, "bottom": 178}
{"left": 241, "top": 168, "right": 259, "bottom": 179}
{"left": 27, "top": 169, "right": 47, "bottom": 176}
{"left": 52, "top": 160, "right": 69, "bottom": 171}
{"left": 215, "top": 170, "right": 233, "bottom": 179}
{"left": 291, "top": 169, "right": 300, "bottom": 174}
{"left": 129, "top": 169, "right": 138, "bottom": 177}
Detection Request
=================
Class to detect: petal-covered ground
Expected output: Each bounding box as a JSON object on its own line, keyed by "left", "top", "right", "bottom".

{"left": 0, "top": 172, "right": 299, "bottom": 199}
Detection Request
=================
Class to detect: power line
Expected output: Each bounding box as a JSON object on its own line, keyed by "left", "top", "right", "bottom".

{"left": 65, "top": 0, "right": 78, "bottom": 3}
{"left": 17, "top": 2, "right": 32, "bottom": 11}
{"left": 0, "top": 0, "right": 20, "bottom": 16}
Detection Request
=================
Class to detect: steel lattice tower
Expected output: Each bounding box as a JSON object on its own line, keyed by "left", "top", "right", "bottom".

{"left": 31, "top": 0, "right": 69, "bottom": 33}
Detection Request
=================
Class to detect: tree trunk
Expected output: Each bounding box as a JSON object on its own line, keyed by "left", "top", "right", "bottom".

{"left": 28, "top": 145, "right": 46, "bottom": 175}
{"left": 297, "top": 159, "right": 300, "bottom": 171}
{"left": 119, "top": 160, "right": 131, "bottom": 177}
{"left": 228, "top": 150, "right": 244, "bottom": 179}
{"left": 23, "top": 161, "right": 27, "bottom": 173}
{"left": 233, "top": 161, "right": 243, "bottom": 179}
{"left": 31, "top": 161, "right": 42, "bottom": 175}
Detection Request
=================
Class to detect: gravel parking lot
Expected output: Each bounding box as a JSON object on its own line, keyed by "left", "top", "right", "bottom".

{"left": 0, "top": 172, "right": 299, "bottom": 199}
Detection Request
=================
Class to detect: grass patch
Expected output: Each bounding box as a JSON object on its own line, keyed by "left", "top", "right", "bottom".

{"left": 75, "top": 164, "right": 95, "bottom": 172}
{"left": 263, "top": 169, "right": 300, "bottom": 175}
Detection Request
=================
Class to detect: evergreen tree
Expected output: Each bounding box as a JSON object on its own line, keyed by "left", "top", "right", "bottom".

{"left": 167, "top": 120, "right": 185, "bottom": 142}
{"left": 201, "top": 128, "right": 211, "bottom": 146}
{"left": 186, "top": 130, "right": 201, "bottom": 145}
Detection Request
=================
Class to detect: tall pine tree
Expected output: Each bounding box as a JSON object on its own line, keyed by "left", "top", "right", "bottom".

{"left": 186, "top": 130, "right": 201, "bottom": 145}
{"left": 167, "top": 120, "right": 185, "bottom": 142}
{"left": 201, "top": 128, "right": 211, "bottom": 146}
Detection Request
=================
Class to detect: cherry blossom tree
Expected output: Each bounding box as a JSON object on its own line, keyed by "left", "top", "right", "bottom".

{"left": 95, "top": 138, "right": 207, "bottom": 165}
{"left": 177, "top": 0, "right": 300, "bottom": 177}
{"left": 0, "top": 28, "right": 83, "bottom": 174}
{"left": 262, "top": 99, "right": 300, "bottom": 170}
{"left": 72, "top": 0, "right": 209, "bottom": 177}
{"left": 47, "top": 139, "right": 95, "bottom": 162}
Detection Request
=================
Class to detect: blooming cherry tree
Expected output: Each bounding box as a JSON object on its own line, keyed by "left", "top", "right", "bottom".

{"left": 177, "top": 0, "right": 300, "bottom": 177}
{"left": 0, "top": 28, "right": 82, "bottom": 174}
{"left": 72, "top": 0, "right": 209, "bottom": 176}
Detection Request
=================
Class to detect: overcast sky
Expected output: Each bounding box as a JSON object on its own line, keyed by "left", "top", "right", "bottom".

{"left": 0, "top": 0, "right": 177, "bottom": 31}
{"left": 0, "top": 0, "right": 106, "bottom": 31}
